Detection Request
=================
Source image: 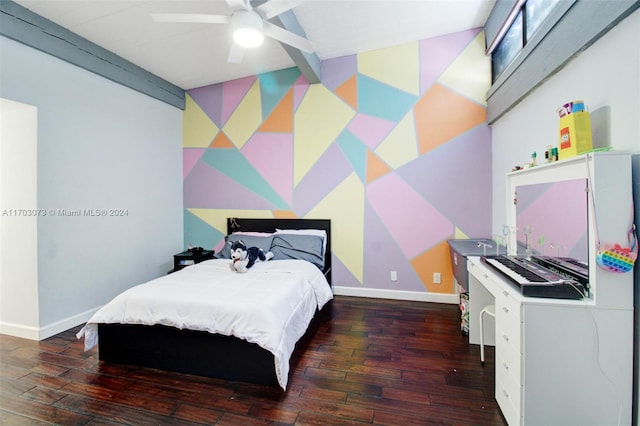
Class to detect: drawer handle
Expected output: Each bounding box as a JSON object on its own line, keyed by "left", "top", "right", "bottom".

{"left": 502, "top": 362, "right": 509, "bottom": 371}
{"left": 503, "top": 389, "right": 509, "bottom": 399}
{"left": 502, "top": 334, "right": 510, "bottom": 342}
{"left": 502, "top": 307, "right": 509, "bottom": 314}
{"left": 502, "top": 290, "right": 508, "bottom": 297}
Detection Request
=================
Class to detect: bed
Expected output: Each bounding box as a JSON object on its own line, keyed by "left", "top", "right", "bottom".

{"left": 77, "top": 218, "right": 332, "bottom": 390}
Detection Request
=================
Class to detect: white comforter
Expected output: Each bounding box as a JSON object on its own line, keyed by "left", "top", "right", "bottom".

{"left": 77, "top": 259, "right": 333, "bottom": 390}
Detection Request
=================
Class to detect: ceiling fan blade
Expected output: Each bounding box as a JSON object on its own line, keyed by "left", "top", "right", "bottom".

{"left": 263, "top": 21, "right": 313, "bottom": 53}
{"left": 255, "top": 0, "right": 303, "bottom": 20}
{"left": 225, "top": 0, "right": 250, "bottom": 11}
{"left": 228, "top": 43, "right": 245, "bottom": 63}
{"left": 150, "top": 13, "right": 231, "bottom": 24}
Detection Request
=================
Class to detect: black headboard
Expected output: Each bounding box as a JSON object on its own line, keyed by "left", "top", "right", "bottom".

{"left": 227, "top": 218, "right": 331, "bottom": 285}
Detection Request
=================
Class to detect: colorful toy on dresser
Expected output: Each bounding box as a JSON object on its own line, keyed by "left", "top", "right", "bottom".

{"left": 596, "top": 225, "right": 638, "bottom": 273}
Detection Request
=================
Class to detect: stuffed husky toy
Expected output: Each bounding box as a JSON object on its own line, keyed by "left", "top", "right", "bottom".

{"left": 229, "top": 240, "right": 273, "bottom": 273}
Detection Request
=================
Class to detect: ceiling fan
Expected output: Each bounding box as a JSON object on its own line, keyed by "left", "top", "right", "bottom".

{"left": 151, "top": 0, "right": 313, "bottom": 64}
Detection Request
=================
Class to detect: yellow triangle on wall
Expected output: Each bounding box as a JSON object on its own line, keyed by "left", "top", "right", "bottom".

{"left": 375, "top": 111, "right": 418, "bottom": 169}
{"left": 183, "top": 94, "right": 219, "bottom": 148}
{"left": 306, "top": 173, "right": 364, "bottom": 283}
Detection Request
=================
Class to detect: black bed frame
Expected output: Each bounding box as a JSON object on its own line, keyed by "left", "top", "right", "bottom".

{"left": 97, "top": 218, "right": 331, "bottom": 387}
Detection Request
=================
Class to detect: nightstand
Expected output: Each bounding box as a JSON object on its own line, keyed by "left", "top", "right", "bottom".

{"left": 171, "top": 249, "right": 215, "bottom": 273}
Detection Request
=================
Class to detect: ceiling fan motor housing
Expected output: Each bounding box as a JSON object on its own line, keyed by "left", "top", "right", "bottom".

{"left": 232, "top": 10, "right": 264, "bottom": 48}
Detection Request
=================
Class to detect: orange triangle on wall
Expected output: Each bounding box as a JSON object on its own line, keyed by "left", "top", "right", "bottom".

{"left": 210, "top": 131, "right": 234, "bottom": 148}
{"left": 259, "top": 89, "right": 293, "bottom": 133}
{"left": 415, "top": 83, "right": 487, "bottom": 155}
{"left": 335, "top": 75, "right": 358, "bottom": 110}
{"left": 366, "top": 150, "right": 392, "bottom": 183}
{"left": 410, "top": 239, "right": 455, "bottom": 293}
{"left": 273, "top": 210, "right": 298, "bottom": 219}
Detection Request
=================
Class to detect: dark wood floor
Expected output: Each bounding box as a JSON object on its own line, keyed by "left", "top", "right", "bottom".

{"left": 1, "top": 296, "right": 505, "bottom": 425}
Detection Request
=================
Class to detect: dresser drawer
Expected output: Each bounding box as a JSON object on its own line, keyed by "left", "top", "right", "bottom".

{"left": 496, "top": 347, "right": 521, "bottom": 394}
{"left": 496, "top": 374, "right": 521, "bottom": 426}
{"left": 495, "top": 291, "right": 522, "bottom": 352}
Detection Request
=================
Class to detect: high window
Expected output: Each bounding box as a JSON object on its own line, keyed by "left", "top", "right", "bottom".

{"left": 490, "top": 0, "right": 560, "bottom": 82}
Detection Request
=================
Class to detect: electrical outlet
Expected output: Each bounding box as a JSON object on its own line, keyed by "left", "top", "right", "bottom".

{"left": 433, "top": 272, "right": 441, "bottom": 284}
{"left": 390, "top": 271, "right": 398, "bottom": 282}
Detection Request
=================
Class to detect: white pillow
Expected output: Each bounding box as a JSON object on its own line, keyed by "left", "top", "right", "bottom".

{"left": 275, "top": 228, "right": 327, "bottom": 255}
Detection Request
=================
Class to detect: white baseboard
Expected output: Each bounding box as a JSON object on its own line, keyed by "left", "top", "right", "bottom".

{"left": 0, "top": 307, "right": 100, "bottom": 341}
{"left": 332, "top": 286, "right": 460, "bottom": 304}
{"left": 1, "top": 289, "right": 459, "bottom": 341}
{"left": 0, "top": 322, "right": 40, "bottom": 340}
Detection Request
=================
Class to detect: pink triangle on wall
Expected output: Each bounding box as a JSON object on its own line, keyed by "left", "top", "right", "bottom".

{"left": 183, "top": 148, "right": 206, "bottom": 180}
{"left": 293, "top": 74, "right": 310, "bottom": 110}
{"left": 241, "top": 133, "right": 293, "bottom": 206}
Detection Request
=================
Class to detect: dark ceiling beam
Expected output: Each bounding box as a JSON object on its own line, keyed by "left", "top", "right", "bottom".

{"left": 0, "top": 0, "right": 185, "bottom": 109}
{"left": 269, "top": 10, "right": 321, "bottom": 84}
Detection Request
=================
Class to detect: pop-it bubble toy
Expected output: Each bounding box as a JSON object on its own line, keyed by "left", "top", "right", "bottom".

{"left": 596, "top": 244, "right": 636, "bottom": 273}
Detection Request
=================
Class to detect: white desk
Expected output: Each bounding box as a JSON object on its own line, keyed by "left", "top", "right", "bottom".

{"left": 467, "top": 256, "right": 632, "bottom": 425}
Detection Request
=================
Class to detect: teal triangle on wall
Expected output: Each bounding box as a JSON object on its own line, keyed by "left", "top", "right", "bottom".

{"left": 337, "top": 129, "right": 367, "bottom": 183}
{"left": 201, "top": 148, "right": 290, "bottom": 210}
{"left": 259, "top": 68, "right": 301, "bottom": 121}
{"left": 357, "top": 74, "right": 418, "bottom": 122}
{"left": 184, "top": 208, "right": 222, "bottom": 251}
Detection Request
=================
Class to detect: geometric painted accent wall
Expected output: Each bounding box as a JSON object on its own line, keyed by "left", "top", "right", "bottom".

{"left": 184, "top": 28, "right": 492, "bottom": 295}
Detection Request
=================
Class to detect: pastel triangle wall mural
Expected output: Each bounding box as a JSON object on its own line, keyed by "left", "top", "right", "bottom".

{"left": 375, "top": 111, "right": 418, "bottom": 169}
{"left": 183, "top": 148, "right": 206, "bottom": 179}
{"left": 337, "top": 130, "right": 368, "bottom": 183}
{"left": 183, "top": 94, "right": 219, "bottom": 148}
{"left": 183, "top": 27, "right": 491, "bottom": 295}
{"left": 438, "top": 31, "right": 491, "bottom": 106}
{"left": 259, "top": 89, "right": 293, "bottom": 133}
{"left": 201, "top": 148, "right": 289, "bottom": 209}
{"left": 366, "top": 150, "right": 392, "bottom": 183}
{"left": 419, "top": 28, "right": 481, "bottom": 94}
{"left": 223, "top": 80, "right": 263, "bottom": 149}
{"left": 210, "top": 131, "right": 234, "bottom": 148}
{"left": 334, "top": 74, "right": 358, "bottom": 110}
{"left": 357, "top": 74, "right": 418, "bottom": 122}
{"left": 241, "top": 132, "right": 294, "bottom": 206}
{"left": 414, "top": 83, "right": 487, "bottom": 155}
{"left": 259, "top": 68, "right": 300, "bottom": 120}
{"left": 294, "top": 84, "right": 356, "bottom": 185}
{"left": 358, "top": 41, "right": 420, "bottom": 96}
{"left": 222, "top": 75, "right": 256, "bottom": 125}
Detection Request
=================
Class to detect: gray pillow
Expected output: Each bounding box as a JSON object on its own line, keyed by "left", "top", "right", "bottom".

{"left": 216, "top": 234, "right": 274, "bottom": 259}
{"left": 270, "top": 234, "right": 324, "bottom": 269}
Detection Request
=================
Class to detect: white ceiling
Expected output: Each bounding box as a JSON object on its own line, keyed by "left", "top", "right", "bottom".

{"left": 13, "top": 0, "right": 495, "bottom": 90}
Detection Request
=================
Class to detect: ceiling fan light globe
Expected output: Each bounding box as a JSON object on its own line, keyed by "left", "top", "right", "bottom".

{"left": 232, "top": 10, "right": 264, "bottom": 48}
{"left": 233, "top": 28, "right": 264, "bottom": 48}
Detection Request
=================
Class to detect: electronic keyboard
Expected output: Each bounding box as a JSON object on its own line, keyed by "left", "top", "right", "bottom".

{"left": 481, "top": 255, "right": 586, "bottom": 300}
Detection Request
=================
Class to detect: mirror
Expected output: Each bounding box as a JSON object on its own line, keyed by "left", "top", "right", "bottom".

{"left": 515, "top": 178, "right": 588, "bottom": 263}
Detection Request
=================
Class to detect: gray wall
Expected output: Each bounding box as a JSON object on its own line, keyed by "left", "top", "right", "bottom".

{"left": 0, "top": 36, "right": 183, "bottom": 337}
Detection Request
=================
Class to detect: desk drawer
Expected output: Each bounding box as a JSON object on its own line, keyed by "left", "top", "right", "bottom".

{"left": 496, "top": 291, "right": 522, "bottom": 351}
{"left": 496, "top": 374, "right": 521, "bottom": 425}
{"left": 496, "top": 347, "right": 521, "bottom": 395}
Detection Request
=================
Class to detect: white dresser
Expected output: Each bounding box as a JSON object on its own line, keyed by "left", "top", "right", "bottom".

{"left": 468, "top": 152, "right": 634, "bottom": 425}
